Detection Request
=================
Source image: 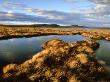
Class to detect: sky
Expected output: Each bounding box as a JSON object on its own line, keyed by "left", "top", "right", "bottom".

{"left": 0, "top": 0, "right": 110, "bottom": 26}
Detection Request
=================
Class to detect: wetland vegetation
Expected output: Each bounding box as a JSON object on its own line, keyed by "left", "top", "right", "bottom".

{"left": 0, "top": 25, "right": 110, "bottom": 82}
{"left": 0, "top": 25, "right": 110, "bottom": 41}
{"left": 1, "top": 39, "right": 110, "bottom": 82}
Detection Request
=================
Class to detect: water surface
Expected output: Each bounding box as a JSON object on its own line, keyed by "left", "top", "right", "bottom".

{"left": 0, "top": 35, "right": 87, "bottom": 67}
{"left": 0, "top": 35, "right": 110, "bottom": 74}
{"left": 63, "top": 27, "right": 96, "bottom": 30}
{"left": 96, "top": 40, "right": 110, "bottom": 73}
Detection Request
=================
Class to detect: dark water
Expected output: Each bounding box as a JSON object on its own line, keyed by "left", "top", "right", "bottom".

{"left": 0, "top": 35, "right": 87, "bottom": 67}
{"left": 96, "top": 40, "right": 110, "bottom": 72}
{"left": 63, "top": 27, "right": 95, "bottom": 30}
{"left": 0, "top": 35, "right": 110, "bottom": 73}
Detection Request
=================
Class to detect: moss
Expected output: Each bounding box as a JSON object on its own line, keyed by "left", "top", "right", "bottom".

{"left": 1, "top": 39, "right": 110, "bottom": 82}
{"left": 44, "top": 56, "right": 64, "bottom": 68}
{"left": 59, "top": 76, "right": 68, "bottom": 82}
{"left": 34, "top": 76, "right": 51, "bottom": 82}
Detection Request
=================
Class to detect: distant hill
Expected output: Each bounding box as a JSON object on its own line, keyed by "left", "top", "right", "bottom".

{"left": 0, "top": 24, "right": 60, "bottom": 27}
{"left": 0, "top": 24, "right": 110, "bottom": 29}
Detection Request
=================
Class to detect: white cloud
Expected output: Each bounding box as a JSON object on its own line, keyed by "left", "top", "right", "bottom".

{"left": 0, "top": 0, "right": 110, "bottom": 26}
{"left": 87, "top": 0, "right": 110, "bottom": 16}
{"left": 82, "top": 0, "right": 110, "bottom": 25}
{"left": 64, "top": 0, "right": 78, "bottom": 2}
{"left": 89, "top": 0, "right": 110, "bottom": 5}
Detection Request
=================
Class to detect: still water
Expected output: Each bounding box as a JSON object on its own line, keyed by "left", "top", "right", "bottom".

{"left": 0, "top": 35, "right": 110, "bottom": 73}
{"left": 96, "top": 40, "right": 110, "bottom": 72}
{"left": 63, "top": 27, "right": 96, "bottom": 30}
{"left": 0, "top": 35, "right": 87, "bottom": 67}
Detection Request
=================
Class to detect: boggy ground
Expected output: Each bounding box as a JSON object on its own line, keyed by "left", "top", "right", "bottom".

{"left": 0, "top": 26, "right": 110, "bottom": 41}
{"left": 1, "top": 39, "right": 110, "bottom": 82}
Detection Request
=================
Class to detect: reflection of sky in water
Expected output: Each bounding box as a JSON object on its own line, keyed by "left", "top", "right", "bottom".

{"left": 96, "top": 40, "right": 110, "bottom": 74}
{"left": 0, "top": 35, "right": 110, "bottom": 74}
{"left": 63, "top": 27, "right": 95, "bottom": 30}
{"left": 96, "top": 40, "right": 110, "bottom": 65}
{"left": 0, "top": 35, "right": 86, "bottom": 66}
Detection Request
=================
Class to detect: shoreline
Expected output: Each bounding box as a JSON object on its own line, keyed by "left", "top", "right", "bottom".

{"left": 1, "top": 39, "right": 110, "bottom": 82}
{"left": 1, "top": 26, "right": 110, "bottom": 81}
{"left": 0, "top": 27, "right": 110, "bottom": 41}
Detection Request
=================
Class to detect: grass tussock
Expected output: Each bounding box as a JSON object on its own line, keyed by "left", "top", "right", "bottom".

{"left": 1, "top": 39, "right": 110, "bottom": 82}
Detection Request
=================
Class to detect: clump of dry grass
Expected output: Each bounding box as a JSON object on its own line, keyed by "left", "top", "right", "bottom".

{"left": 1, "top": 26, "right": 110, "bottom": 41}
{"left": 1, "top": 39, "right": 110, "bottom": 82}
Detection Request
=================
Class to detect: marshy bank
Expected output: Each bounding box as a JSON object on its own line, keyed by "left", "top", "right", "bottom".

{"left": 0, "top": 26, "right": 110, "bottom": 41}
{"left": 0, "top": 35, "right": 87, "bottom": 67}
{"left": 0, "top": 26, "right": 110, "bottom": 81}
{"left": 1, "top": 39, "right": 110, "bottom": 82}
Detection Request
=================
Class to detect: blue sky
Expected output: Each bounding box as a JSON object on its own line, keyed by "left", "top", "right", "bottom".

{"left": 0, "top": 0, "right": 110, "bottom": 26}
